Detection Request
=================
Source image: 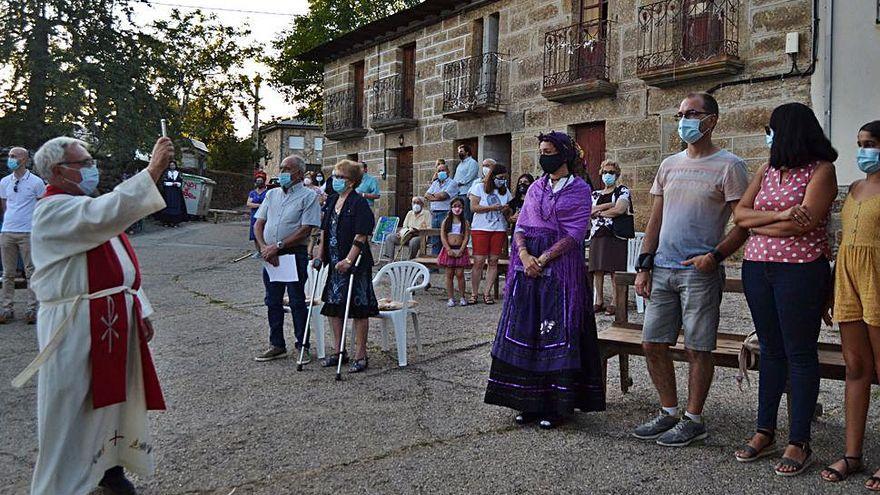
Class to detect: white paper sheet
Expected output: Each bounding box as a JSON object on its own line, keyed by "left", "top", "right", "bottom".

{"left": 264, "top": 254, "right": 299, "bottom": 282}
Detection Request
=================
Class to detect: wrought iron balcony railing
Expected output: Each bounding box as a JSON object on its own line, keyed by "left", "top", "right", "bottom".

{"left": 323, "top": 87, "right": 366, "bottom": 140}
{"left": 371, "top": 74, "right": 417, "bottom": 131}
{"left": 543, "top": 19, "right": 610, "bottom": 89}
{"left": 441, "top": 52, "right": 507, "bottom": 118}
{"left": 637, "top": 0, "right": 741, "bottom": 83}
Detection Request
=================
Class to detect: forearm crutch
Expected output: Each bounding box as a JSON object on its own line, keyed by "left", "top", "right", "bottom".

{"left": 297, "top": 258, "right": 323, "bottom": 372}
{"left": 336, "top": 254, "right": 362, "bottom": 381}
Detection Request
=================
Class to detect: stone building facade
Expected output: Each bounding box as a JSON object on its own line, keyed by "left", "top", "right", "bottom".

{"left": 300, "top": 0, "right": 820, "bottom": 227}
{"left": 260, "top": 118, "right": 324, "bottom": 177}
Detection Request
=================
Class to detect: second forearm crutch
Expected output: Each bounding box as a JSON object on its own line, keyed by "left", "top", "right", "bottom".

{"left": 297, "top": 258, "right": 323, "bottom": 372}
{"left": 336, "top": 254, "right": 362, "bottom": 381}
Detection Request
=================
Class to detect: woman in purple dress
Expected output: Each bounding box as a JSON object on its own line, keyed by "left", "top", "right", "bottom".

{"left": 484, "top": 131, "right": 606, "bottom": 429}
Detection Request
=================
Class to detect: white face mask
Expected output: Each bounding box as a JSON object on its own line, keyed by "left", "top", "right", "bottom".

{"left": 303, "top": 177, "right": 313, "bottom": 187}
{"left": 482, "top": 166, "right": 490, "bottom": 176}
{"left": 411, "top": 203, "right": 422, "bottom": 213}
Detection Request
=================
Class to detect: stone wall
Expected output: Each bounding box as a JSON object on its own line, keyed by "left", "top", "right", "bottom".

{"left": 201, "top": 170, "right": 253, "bottom": 210}
{"left": 321, "top": 0, "right": 816, "bottom": 229}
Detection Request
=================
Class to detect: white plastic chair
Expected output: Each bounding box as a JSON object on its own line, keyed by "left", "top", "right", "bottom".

{"left": 627, "top": 232, "right": 646, "bottom": 314}
{"left": 283, "top": 263, "right": 330, "bottom": 358}
{"left": 371, "top": 261, "right": 430, "bottom": 367}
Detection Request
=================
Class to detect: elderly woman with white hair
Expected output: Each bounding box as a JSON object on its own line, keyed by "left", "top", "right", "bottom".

{"left": 380, "top": 196, "right": 430, "bottom": 260}
{"left": 14, "top": 136, "right": 174, "bottom": 495}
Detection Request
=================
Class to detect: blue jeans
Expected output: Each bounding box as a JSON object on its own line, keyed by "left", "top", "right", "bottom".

{"left": 742, "top": 257, "right": 830, "bottom": 443}
{"left": 430, "top": 210, "right": 447, "bottom": 255}
{"left": 263, "top": 248, "right": 310, "bottom": 351}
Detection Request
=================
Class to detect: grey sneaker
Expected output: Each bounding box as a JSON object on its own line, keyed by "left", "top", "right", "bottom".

{"left": 296, "top": 348, "right": 312, "bottom": 365}
{"left": 632, "top": 410, "right": 680, "bottom": 440}
{"left": 255, "top": 346, "right": 287, "bottom": 361}
{"left": 655, "top": 416, "right": 708, "bottom": 447}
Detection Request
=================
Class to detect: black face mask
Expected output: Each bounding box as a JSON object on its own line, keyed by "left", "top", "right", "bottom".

{"left": 458, "top": 152, "right": 466, "bottom": 159}
{"left": 517, "top": 184, "right": 529, "bottom": 195}
{"left": 539, "top": 154, "right": 565, "bottom": 175}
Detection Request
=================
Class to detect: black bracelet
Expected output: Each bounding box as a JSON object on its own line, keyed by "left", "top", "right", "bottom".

{"left": 710, "top": 248, "right": 726, "bottom": 263}
{"left": 636, "top": 252, "right": 655, "bottom": 272}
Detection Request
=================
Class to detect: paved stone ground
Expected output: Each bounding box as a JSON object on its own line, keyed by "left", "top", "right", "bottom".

{"left": 2, "top": 220, "right": 879, "bottom": 494}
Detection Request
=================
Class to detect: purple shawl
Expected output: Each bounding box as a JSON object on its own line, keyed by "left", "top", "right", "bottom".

{"left": 491, "top": 175, "right": 594, "bottom": 372}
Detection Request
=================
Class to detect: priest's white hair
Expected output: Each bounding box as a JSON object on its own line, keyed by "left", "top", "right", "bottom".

{"left": 34, "top": 137, "right": 88, "bottom": 178}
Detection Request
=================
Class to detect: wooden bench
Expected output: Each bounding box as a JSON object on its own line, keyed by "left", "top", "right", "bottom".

{"left": 412, "top": 228, "right": 509, "bottom": 299}
{"left": 599, "top": 272, "right": 871, "bottom": 396}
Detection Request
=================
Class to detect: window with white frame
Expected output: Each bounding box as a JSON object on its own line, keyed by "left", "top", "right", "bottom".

{"left": 288, "top": 136, "right": 305, "bottom": 150}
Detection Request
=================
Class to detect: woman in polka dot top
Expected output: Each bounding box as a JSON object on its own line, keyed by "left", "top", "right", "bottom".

{"left": 732, "top": 103, "right": 839, "bottom": 477}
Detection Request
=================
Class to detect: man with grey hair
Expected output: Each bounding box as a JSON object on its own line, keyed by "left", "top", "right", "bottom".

{"left": 1, "top": 147, "right": 45, "bottom": 324}
{"left": 253, "top": 154, "right": 321, "bottom": 362}
{"left": 15, "top": 136, "right": 174, "bottom": 495}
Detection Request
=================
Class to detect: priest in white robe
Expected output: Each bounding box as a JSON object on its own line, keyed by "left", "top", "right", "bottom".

{"left": 13, "top": 136, "right": 175, "bottom": 495}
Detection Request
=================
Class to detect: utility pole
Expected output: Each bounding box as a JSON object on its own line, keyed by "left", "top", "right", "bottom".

{"left": 252, "top": 74, "right": 262, "bottom": 171}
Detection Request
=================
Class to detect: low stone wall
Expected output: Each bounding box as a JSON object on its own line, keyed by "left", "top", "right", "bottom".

{"left": 199, "top": 169, "right": 253, "bottom": 211}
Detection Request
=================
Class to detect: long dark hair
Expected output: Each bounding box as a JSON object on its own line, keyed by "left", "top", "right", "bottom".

{"left": 513, "top": 173, "right": 534, "bottom": 201}
{"left": 483, "top": 162, "right": 508, "bottom": 195}
{"left": 768, "top": 102, "right": 838, "bottom": 169}
{"left": 442, "top": 197, "right": 469, "bottom": 234}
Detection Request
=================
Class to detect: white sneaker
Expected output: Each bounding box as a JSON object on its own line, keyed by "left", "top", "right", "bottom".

{"left": 459, "top": 298, "right": 467, "bottom": 306}
{"left": 447, "top": 298, "right": 456, "bottom": 307}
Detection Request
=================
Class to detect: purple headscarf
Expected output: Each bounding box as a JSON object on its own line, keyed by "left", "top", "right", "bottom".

{"left": 538, "top": 131, "right": 578, "bottom": 167}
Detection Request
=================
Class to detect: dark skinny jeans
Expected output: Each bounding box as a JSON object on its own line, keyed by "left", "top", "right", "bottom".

{"left": 742, "top": 257, "right": 830, "bottom": 443}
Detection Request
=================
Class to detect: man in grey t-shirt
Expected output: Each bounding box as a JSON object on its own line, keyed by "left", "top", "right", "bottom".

{"left": 253, "top": 155, "right": 322, "bottom": 363}
{"left": 632, "top": 92, "right": 750, "bottom": 447}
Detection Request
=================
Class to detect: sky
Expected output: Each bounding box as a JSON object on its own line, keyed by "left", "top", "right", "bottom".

{"left": 132, "top": 0, "right": 312, "bottom": 137}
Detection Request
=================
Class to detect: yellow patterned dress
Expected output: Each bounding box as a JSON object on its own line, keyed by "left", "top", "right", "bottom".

{"left": 834, "top": 192, "right": 880, "bottom": 326}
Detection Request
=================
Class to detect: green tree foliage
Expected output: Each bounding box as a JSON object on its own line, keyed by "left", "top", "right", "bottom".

{"left": 267, "top": 0, "right": 421, "bottom": 123}
{"left": 0, "top": 1, "right": 259, "bottom": 173}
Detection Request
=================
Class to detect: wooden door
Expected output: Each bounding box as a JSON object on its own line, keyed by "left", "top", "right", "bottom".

{"left": 353, "top": 61, "right": 365, "bottom": 125}
{"left": 402, "top": 44, "right": 416, "bottom": 119}
{"left": 575, "top": 0, "right": 608, "bottom": 80}
{"left": 683, "top": 2, "right": 722, "bottom": 61}
{"left": 574, "top": 122, "right": 605, "bottom": 189}
{"left": 395, "top": 147, "right": 414, "bottom": 218}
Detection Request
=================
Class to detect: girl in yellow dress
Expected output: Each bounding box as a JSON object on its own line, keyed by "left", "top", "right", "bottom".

{"left": 821, "top": 121, "right": 880, "bottom": 490}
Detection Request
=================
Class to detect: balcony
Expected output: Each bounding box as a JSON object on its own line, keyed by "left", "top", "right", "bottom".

{"left": 370, "top": 74, "right": 417, "bottom": 132}
{"left": 441, "top": 52, "right": 507, "bottom": 120}
{"left": 542, "top": 20, "right": 616, "bottom": 102}
{"left": 323, "top": 87, "right": 367, "bottom": 141}
{"left": 637, "top": 0, "right": 743, "bottom": 87}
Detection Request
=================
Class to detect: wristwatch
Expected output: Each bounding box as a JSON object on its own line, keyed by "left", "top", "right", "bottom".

{"left": 276, "top": 240, "right": 284, "bottom": 249}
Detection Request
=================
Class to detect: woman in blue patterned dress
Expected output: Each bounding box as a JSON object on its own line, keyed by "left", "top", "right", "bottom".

{"left": 314, "top": 160, "right": 379, "bottom": 373}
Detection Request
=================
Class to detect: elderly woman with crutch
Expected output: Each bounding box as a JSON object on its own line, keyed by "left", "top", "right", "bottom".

{"left": 313, "top": 159, "right": 379, "bottom": 374}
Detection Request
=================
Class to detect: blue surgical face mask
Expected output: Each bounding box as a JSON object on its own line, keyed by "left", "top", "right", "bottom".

{"left": 765, "top": 128, "right": 774, "bottom": 148}
{"left": 857, "top": 147, "right": 880, "bottom": 174}
{"left": 494, "top": 178, "right": 507, "bottom": 189}
{"left": 602, "top": 173, "right": 616, "bottom": 186}
{"left": 678, "top": 117, "right": 706, "bottom": 144}
{"left": 7, "top": 158, "right": 19, "bottom": 171}
{"left": 438, "top": 171, "right": 448, "bottom": 181}
{"left": 63, "top": 165, "right": 100, "bottom": 195}
{"left": 278, "top": 172, "right": 292, "bottom": 188}
{"left": 332, "top": 176, "right": 347, "bottom": 193}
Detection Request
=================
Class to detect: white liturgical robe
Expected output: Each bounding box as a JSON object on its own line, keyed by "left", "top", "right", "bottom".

{"left": 26, "top": 170, "right": 166, "bottom": 495}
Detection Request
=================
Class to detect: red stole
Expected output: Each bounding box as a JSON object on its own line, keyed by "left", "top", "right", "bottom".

{"left": 43, "top": 185, "right": 165, "bottom": 410}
